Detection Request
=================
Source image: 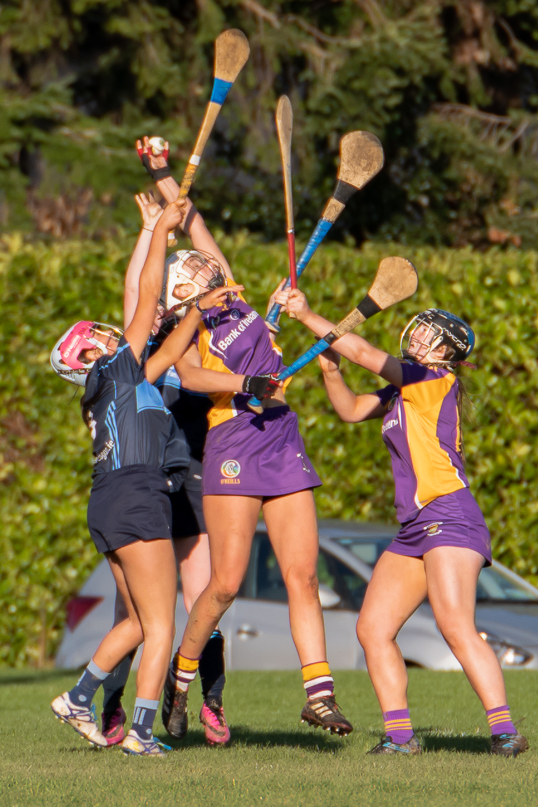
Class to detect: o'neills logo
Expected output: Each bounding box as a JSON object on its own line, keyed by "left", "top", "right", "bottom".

{"left": 423, "top": 522, "right": 443, "bottom": 536}
{"left": 221, "top": 459, "right": 241, "bottom": 479}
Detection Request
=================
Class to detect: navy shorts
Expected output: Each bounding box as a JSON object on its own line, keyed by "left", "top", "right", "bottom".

{"left": 88, "top": 465, "right": 173, "bottom": 554}
{"left": 386, "top": 488, "right": 492, "bottom": 566}
{"left": 169, "top": 457, "right": 206, "bottom": 538}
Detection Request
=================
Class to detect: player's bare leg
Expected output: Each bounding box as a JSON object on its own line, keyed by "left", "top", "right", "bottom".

{"left": 356, "top": 552, "right": 427, "bottom": 754}
{"left": 263, "top": 489, "right": 352, "bottom": 736}
{"left": 425, "top": 546, "right": 528, "bottom": 756}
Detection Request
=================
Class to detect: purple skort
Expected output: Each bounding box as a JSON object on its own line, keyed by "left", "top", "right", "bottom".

{"left": 386, "top": 487, "right": 492, "bottom": 566}
{"left": 202, "top": 405, "right": 321, "bottom": 497}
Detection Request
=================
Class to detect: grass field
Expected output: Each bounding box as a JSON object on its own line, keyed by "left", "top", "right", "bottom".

{"left": 0, "top": 668, "right": 536, "bottom": 807}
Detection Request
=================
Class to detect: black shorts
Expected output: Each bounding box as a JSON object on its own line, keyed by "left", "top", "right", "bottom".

{"left": 169, "top": 457, "right": 206, "bottom": 539}
{"left": 88, "top": 465, "right": 173, "bottom": 554}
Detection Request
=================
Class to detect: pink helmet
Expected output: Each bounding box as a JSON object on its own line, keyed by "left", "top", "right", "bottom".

{"left": 50, "top": 321, "right": 123, "bottom": 386}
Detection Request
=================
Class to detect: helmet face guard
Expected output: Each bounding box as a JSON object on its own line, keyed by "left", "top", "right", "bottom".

{"left": 163, "top": 249, "right": 226, "bottom": 313}
{"left": 50, "top": 321, "right": 123, "bottom": 386}
{"left": 400, "top": 309, "right": 475, "bottom": 367}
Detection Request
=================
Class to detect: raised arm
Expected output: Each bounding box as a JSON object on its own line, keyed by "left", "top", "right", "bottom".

{"left": 124, "top": 200, "right": 186, "bottom": 362}
{"left": 124, "top": 192, "right": 164, "bottom": 329}
{"left": 276, "top": 286, "right": 404, "bottom": 388}
{"left": 317, "top": 348, "right": 388, "bottom": 423}
{"left": 137, "top": 136, "right": 234, "bottom": 282}
{"left": 145, "top": 285, "right": 243, "bottom": 384}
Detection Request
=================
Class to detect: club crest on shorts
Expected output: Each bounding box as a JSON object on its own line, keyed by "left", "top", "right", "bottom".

{"left": 221, "top": 459, "right": 241, "bottom": 479}
{"left": 423, "top": 522, "right": 443, "bottom": 536}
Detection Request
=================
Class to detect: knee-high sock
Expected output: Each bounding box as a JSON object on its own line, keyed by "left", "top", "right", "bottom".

{"left": 199, "top": 630, "right": 226, "bottom": 701}
{"left": 102, "top": 650, "right": 136, "bottom": 714}
{"left": 301, "top": 661, "right": 334, "bottom": 699}
{"left": 68, "top": 659, "right": 109, "bottom": 707}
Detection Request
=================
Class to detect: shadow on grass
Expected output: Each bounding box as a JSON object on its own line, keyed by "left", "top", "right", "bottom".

{"left": 419, "top": 731, "right": 490, "bottom": 755}
{"left": 0, "top": 669, "right": 79, "bottom": 686}
{"left": 161, "top": 725, "right": 347, "bottom": 753}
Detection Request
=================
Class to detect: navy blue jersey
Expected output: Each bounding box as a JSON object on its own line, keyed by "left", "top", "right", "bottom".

{"left": 83, "top": 336, "right": 189, "bottom": 479}
{"left": 149, "top": 339, "right": 211, "bottom": 463}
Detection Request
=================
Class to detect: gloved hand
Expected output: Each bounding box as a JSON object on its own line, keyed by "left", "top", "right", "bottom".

{"left": 242, "top": 374, "right": 281, "bottom": 400}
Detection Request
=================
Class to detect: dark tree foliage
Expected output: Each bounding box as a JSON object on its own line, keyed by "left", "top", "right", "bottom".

{"left": 1, "top": 0, "right": 538, "bottom": 246}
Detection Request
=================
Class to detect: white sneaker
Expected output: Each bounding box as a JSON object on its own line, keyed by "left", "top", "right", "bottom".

{"left": 51, "top": 692, "right": 108, "bottom": 747}
{"left": 121, "top": 729, "right": 171, "bottom": 757}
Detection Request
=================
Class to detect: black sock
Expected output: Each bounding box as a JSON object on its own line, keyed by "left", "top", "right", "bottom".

{"left": 102, "top": 651, "right": 135, "bottom": 714}
{"left": 199, "top": 630, "right": 226, "bottom": 702}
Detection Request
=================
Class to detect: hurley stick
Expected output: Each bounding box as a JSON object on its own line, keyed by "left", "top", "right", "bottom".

{"left": 249, "top": 257, "right": 418, "bottom": 413}
{"left": 276, "top": 96, "right": 297, "bottom": 288}
{"left": 265, "top": 130, "right": 384, "bottom": 332}
{"left": 177, "top": 29, "right": 250, "bottom": 201}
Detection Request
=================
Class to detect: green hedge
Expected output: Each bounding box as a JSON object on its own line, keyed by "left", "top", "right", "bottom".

{"left": 1, "top": 233, "right": 538, "bottom": 666}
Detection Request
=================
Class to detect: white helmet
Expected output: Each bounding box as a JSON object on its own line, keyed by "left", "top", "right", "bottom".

{"left": 163, "top": 249, "right": 226, "bottom": 312}
{"left": 50, "top": 321, "right": 123, "bottom": 386}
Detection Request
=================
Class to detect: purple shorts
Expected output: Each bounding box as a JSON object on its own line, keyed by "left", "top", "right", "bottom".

{"left": 386, "top": 488, "right": 492, "bottom": 565}
{"left": 202, "top": 406, "right": 322, "bottom": 496}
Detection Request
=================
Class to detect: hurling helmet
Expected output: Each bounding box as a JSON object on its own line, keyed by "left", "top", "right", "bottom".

{"left": 50, "top": 321, "right": 123, "bottom": 386}
{"left": 162, "top": 249, "right": 226, "bottom": 311}
{"left": 400, "top": 309, "right": 475, "bottom": 366}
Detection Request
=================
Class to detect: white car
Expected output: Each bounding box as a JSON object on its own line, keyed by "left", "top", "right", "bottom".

{"left": 56, "top": 520, "right": 538, "bottom": 671}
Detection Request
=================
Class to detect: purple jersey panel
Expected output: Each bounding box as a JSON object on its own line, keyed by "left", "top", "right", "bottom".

{"left": 376, "top": 361, "right": 469, "bottom": 523}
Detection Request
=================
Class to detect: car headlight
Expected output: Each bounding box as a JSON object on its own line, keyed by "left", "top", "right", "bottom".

{"left": 478, "top": 631, "right": 532, "bottom": 666}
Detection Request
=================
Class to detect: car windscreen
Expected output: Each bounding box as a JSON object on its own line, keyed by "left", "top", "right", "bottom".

{"left": 333, "top": 537, "right": 393, "bottom": 567}
{"left": 476, "top": 565, "right": 538, "bottom": 602}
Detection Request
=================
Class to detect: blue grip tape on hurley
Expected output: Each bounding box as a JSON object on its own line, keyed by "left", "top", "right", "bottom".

{"left": 248, "top": 337, "right": 331, "bottom": 410}
{"left": 210, "top": 78, "right": 233, "bottom": 105}
{"left": 296, "top": 218, "right": 333, "bottom": 276}
{"left": 265, "top": 218, "right": 334, "bottom": 327}
{"left": 277, "top": 338, "right": 331, "bottom": 382}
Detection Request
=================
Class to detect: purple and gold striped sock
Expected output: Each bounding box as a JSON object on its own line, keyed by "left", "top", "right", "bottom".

{"left": 487, "top": 705, "right": 517, "bottom": 735}
{"left": 383, "top": 709, "right": 414, "bottom": 744}
{"left": 302, "top": 661, "right": 334, "bottom": 700}
{"left": 172, "top": 652, "right": 199, "bottom": 692}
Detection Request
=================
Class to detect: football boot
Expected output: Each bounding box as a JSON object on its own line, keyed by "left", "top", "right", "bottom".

{"left": 300, "top": 695, "right": 353, "bottom": 736}
{"left": 491, "top": 733, "right": 529, "bottom": 757}
{"left": 200, "top": 697, "right": 231, "bottom": 746}
{"left": 368, "top": 735, "right": 423, "bottom": 755}
{"left": 51, "top": 692, "right": 108, "bottom": 747}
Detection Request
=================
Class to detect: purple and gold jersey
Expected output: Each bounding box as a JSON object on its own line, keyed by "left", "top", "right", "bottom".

{"left": 375, "top": 361, "right": 469, "bottom": 523}
{"left": 193, "top": 294, "right": 285, "bottom": 429}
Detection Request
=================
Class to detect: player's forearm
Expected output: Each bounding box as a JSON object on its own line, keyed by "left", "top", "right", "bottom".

{"left": 178, "top": 366, "right": 245, "bottom": 394}
{"left": 181, "top": 206, "right": 234, "bottom": 281}
{"left": 156, "top": 176, "right": 181, "bottom": 204}
{"left": 322, "top": 369, "right": 385, "bottom": 423}
{"left": 300, "top": 310, "right": 395, "bottom": 378}
{"left": 138, "top": 221, "right": 169, "bottom": 300}
{"left": 299, "top": 310, "right": 371, "bottom": 365}
{"left": 321, "top": 368, "right": 362, "bottom": 422}
{"left": 145, "top": 308, "right": 202, "bottom": 384}
{"left": 124, "top": 228, "right": 153, "bottom": 328}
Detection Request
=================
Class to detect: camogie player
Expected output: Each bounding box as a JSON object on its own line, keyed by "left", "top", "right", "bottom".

{"left": 98, "top": 186, "right": 232, "bottom": 747}
{"left": 277, "top": 288, "right": 528, "bottom": 758}
{"left": 139, "top": 140, "right": 353, "bottom": 737}
{"left": 49, "top": 200, "right": 238, "bottom": 756}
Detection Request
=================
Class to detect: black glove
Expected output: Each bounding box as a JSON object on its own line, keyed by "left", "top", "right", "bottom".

{"left": 136, "top": 143, "right": 171, "bottom": 181}
{"left": 242, "top": 374, "right": 280, "bottom": 400}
